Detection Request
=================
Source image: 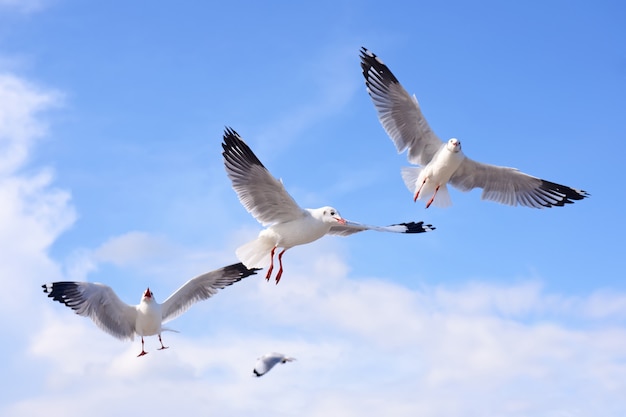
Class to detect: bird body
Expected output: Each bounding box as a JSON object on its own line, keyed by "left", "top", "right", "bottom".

{"left": 253, "top": 352, "right": 296, "bottom": 377}
{"left": 269, "top": 206, "right": 345, "bottom": 249}
{"left": 402, "top": 138, "right": 466, "bottom": 208}
{"left": 135, "top": 289, "right": 164, "bottom": 337}
{"left": 222, "top": 127, "right": 435, "bottom": 283}
{"left": 235, "top": 206, "right": 346, "bottom": 281}
{"left": 42, "top": 263, "right": 258, "bottom": 356}
{"left": 360, "top": 47, "right": 589, "bottom": 209}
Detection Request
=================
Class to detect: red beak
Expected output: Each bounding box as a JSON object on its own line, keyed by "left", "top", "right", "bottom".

{"left": 336, "top": 217, "right": 346, "bottom": 225}
{"left": 143, "top": 288, "right": 152, "bottom": 298}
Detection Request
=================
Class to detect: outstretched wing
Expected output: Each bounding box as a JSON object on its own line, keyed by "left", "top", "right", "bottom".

{"left": 161, "top": 263, "right": 259, "bottom": 323}
{"left": 222, "top": 127, "right": 307, "bottom": 226}
{"left": 328, "top": 220, "right": 435, "bottom": 237}
{"left": 360, "top": 47, "right": 443, "bottom": 166}
{"left": 450, "top": 158, "right": 589, "bottom": 208}
{"left": 42, "top": 281, "right": 137, "bottom": 341}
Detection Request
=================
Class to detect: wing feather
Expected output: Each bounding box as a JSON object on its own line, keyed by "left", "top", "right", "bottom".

{"left": 222, "top": 127, "right": 307, "bottom": 226}
{"left": 42, "top": 281, "right": 137, "bottom": 341}
{"left": 160, "top": 263, "right": 259, "bottom": 323}
{"left": 450, "top": 158, "right": 589, "bottom": 208}
{"left": 328, "top": 220, "right": 435, "bottom": 236}
{"left": 360, "top": 47, "right": 443, "bottom": 166}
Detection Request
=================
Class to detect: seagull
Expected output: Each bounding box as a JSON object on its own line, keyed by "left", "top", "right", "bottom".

{"left": 360, "top": 47, "right": 589, "bottom": 209}
{"left": 222, "top": 127, "right": 435, "bottom": 284}
{"left": 42, "top": 262, "right": 258, "bottom": 357}
{"left": 253, "top": 352, "right": 296, "bottom": 377}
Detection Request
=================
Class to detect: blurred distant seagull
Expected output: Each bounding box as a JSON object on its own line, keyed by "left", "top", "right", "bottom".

{"left": 253, "top": 352, "right": 296, "bottom": 377}
{"left": 222, "top": 127, "right": 435, "bottom": 284}
{"left": 360, "top": 47, "right": 589, "bottom": 209}
{"left": 42, "top": 263, "right": 258, "bottom": 357}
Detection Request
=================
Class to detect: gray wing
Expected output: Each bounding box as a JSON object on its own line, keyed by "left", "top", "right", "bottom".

{"left": 328, "top": 220, "right": 435, "bottom": 237}
{"left": 42, "top": 281, "right": 137, "bottom": 341}
{"left": 161, "top": 263, "right": 259, "bottom": 323}
{"left": 360, "top": 47, "right": 443, "bottom": 166}
{"left": 450, "top": 158, "right": 590, "bottom": 208}
{"left": 222, "top": 127, "right": 307, "bottom": 226}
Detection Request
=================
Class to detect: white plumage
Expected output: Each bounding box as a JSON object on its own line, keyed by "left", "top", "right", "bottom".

{"left": 222, "top": 127, "right": 435, "bottom": 284}
{"left": 360, "top": 47, "right": 589, "bottom": 209}
{"left": 42, "top": 263, "right": 258, "bottom": 356}
{"left": 253, "top": 352, "right": 296, "bottom": 377}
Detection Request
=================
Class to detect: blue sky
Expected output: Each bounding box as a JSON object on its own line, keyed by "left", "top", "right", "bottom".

{"left": 1, "top": 0, "right": 625, "bottom": 416}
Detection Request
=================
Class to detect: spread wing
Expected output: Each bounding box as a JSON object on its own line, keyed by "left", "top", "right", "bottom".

{"left": 42, "top": 281, "right": 137, "bottom": 341}
{"left": 328, "top": 220, "right": 435, "bottom": 237}
{"left": 450, "top": 158, "right": 589, "bottom": 208}
{"left": 222, "top": 127, "right": 308, "bottom": 226}
{"left": 360, "top": 47, "right": 443, "bottom": 166}
{"left": 160, "top": 263, "right": 259, "bottom": 323}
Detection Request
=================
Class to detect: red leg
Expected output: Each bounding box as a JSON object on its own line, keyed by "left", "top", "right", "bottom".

{"left": 414, "top": 178, "right": 428, "bottom": 202}
{"left": 265, "top": 246, "right": 277, "bottom": 280}
{"left": 157, "top": 334, "right": 169, "bottom": 351}
{"left": 275, "top": 249, "right": 287, "bottom": 284}
{"left": 425, "top": 185, "right": 440, "bottom": 209}
{"left": 137, "top": 336, "right": 148, "bottom": 357}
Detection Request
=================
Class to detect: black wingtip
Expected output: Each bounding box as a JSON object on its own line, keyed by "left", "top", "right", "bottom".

{"left": 359, "top": 47, "right": 400, "bottom": 85}
{"left": 538, "top": 180, "right": 590, "bottom": 208}
{"left": 221, "top": 127, "right": 266, "bottom": 169}
{"left": 42, "top": 281, "right": 83, "bottom": 311}
{"left": 359, "top": 46, "right": 373, "bottom": 58}
{"left": 253, "top": 369, "right": 262, "bottom": 377}
{"left": 221, "top": 126, "right": 242, "bottom": 152}
{"left": 393, "top": 221, "right": 436, "bottom": 234}
{"left": 227, "top": 262, "right": 261, "bottom": 279}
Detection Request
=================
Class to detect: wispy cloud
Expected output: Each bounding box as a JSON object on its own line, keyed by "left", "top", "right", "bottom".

{"left": 1, "top": 4, "right": 623, "bottom": 416}
{"left": 21, "top": 241, "right": 626, "bottom": 417}
{"left": 0, "top": 74, "right": 62, "bottom": 173}
{"left": 0, "top": 73, "right": 72, "bottom": 315}
{"left": 252, "top": 44, "right": 362, "bottom": 156}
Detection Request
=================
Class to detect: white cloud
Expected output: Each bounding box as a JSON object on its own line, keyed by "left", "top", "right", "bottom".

{"left": 92, "top": 231, "right": 179, "bottom": 268}
{"left": 1, "top": 53, "right": 623, "bottom": 417}
{"left": 0, "top": 74, "right": 61, "bottom": 173}
{"left": 583, "top": 289, "right": 626, "bottom": 319}
{"left": 60, "top": 228, "right": 250, "bottom": 292}
{"left": 21, "top": 241, "right": 626, "bottom": 417}
{"left": 0, "top": 73, "right": 72, "bottom": 317}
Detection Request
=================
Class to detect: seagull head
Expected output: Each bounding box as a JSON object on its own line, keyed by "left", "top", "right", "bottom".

{"left": 447, "top": 138, "right": 462, "bottom": 153}
{"left": 320, "top": 206, "right": 345, "bottom": 225}
{"left": 143, "top": 288, "right": 153, "bottom": 299}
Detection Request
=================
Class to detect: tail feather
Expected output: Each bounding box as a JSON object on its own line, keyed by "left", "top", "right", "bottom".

{"left": 430, "top": 184, "right": 452, "bottom": 208}
{"left": 162, "top": 327, "right": 180, "bottom": 334}
{"left": 401, "top": 166, "right": 453, "bottom": 207}
{"left": 236, "top": 237, "right": 275, "bottom": 268}
{"left": 400, "top": 166, "right": 422, "bottom": 193}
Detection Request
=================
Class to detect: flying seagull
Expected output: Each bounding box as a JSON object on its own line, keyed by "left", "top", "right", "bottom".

{"left": 253, "top": 352, "right": 296, "bottom": 377}
{"left": 42, "top": 262, "right": 258, "bottom": 357}
{"left": 222, "top": 127, "right": 435, "bottom": 284}
{"left": 360, "top": 47, "right": 589, "bottom": 209}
